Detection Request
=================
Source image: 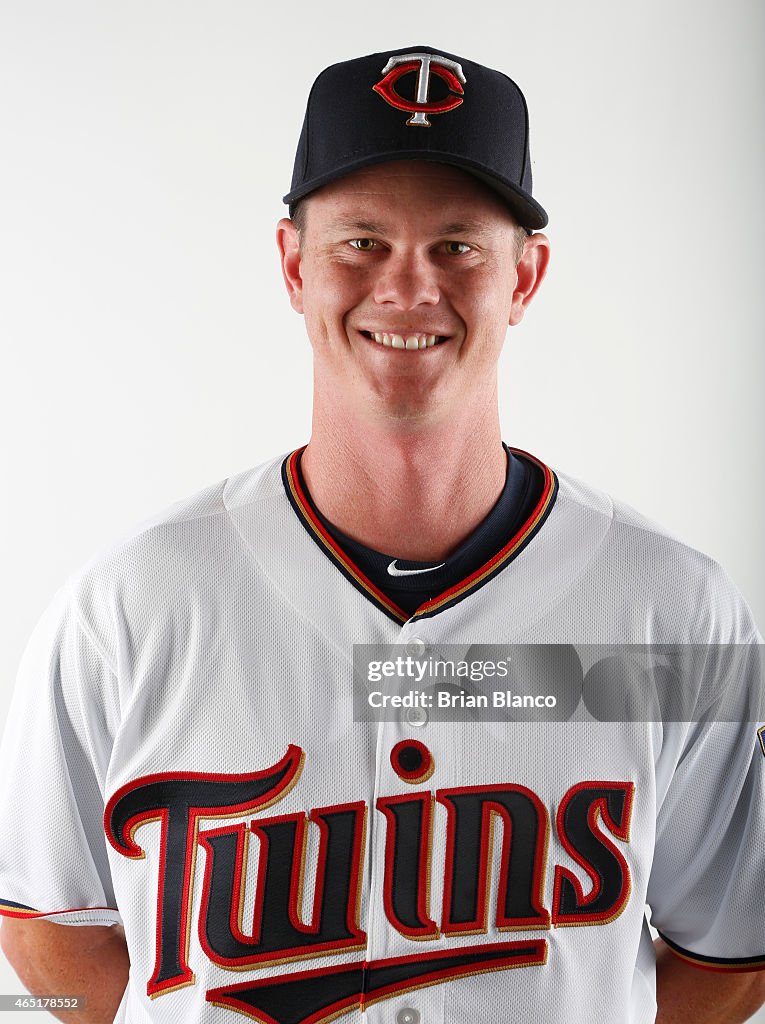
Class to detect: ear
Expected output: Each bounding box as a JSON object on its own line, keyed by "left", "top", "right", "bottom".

{"left": 509, "top": 233, "right": 550, "bottom": 326}
{"left": 276, "top": 218, "right": 304, "bottom": 314}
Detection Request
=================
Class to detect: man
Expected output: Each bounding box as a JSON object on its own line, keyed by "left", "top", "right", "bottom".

{"left": 0, "top": 45, "right": 763, "bottom": 1024}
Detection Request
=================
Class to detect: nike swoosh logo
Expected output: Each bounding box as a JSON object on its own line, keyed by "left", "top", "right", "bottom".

{"left": 387, "top": 560, "right": 446, "bottom": 577}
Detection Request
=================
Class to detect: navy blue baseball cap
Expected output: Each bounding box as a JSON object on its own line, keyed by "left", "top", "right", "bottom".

{"left": 283, "top": 45, "right": 548, "bottom": 230}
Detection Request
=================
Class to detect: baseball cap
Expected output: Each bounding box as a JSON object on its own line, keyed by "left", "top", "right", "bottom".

{"left": 283, "top": 45, "right": 548, "bottom": 230}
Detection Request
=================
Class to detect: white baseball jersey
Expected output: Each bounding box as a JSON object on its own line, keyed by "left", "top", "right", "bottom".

{"left": 0, "top": 448, "right": 762, "bottom": 1024}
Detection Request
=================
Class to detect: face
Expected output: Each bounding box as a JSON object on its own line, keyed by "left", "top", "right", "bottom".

{"left": 277, "top": 161, "right": 549, "bottom": 429}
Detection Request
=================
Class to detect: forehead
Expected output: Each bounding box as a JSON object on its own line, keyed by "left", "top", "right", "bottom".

{"left": 305, "top": 160, "right": 515, "bottom": 228}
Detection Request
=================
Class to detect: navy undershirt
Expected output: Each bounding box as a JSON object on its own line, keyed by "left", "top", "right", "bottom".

{"left": 295, "top": 445, "right": 544, "bottom": 617}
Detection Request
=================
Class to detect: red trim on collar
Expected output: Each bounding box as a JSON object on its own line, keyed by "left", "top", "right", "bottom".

{"left": 282, "top": 446, "right": 557, "bottom": 625}
{"left": 284, "top": 448, "right": 409, "bottom": 624}
{"left": 411, "top": 449, "right": 556, "bottom": 620}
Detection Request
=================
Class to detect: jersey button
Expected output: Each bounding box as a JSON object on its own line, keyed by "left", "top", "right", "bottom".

{"left": 396, "top": 1010, "right": 420, "bottom": 1024}
{"left": 406, "top": 706, "right": 428, "bottom": 728}
{"left": 405, "top": 637, "right": 428, "bottom": 657}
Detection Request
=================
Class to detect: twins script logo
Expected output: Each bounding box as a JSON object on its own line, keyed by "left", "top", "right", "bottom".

{"left": 105, "top": 744, "right": 634, "bottom": 1023}
{"left": 373, "top": 52, "right": 466, "bottom": 126}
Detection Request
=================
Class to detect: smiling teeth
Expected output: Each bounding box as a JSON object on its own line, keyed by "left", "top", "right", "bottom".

{"left": 372, "top": 332, "right": 437, "bottom": 349}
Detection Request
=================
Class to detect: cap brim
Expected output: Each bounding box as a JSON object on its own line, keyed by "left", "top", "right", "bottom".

{"left": 283, "top": 150, "right": 548, "bottom": 230}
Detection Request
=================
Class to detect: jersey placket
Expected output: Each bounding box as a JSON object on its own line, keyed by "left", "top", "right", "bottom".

{"left": 363, "top": 626, "right": 474, "bottom": 1024}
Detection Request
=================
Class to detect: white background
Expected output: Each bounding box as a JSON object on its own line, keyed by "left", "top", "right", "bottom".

{"left": 0, "top": 0, "right": 763, "bottom": 1019}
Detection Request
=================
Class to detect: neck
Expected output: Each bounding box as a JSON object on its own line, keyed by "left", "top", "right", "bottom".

{"left": 301, "top": 398, "right": 507, "bottom": 562}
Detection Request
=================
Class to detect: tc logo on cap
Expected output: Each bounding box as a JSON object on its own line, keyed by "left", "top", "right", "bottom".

{"left": 373, "top": 52, "right": 466, "bottom": 127}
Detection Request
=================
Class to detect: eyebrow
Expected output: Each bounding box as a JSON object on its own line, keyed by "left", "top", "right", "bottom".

{"left": 331, "top": 219, "right": 491, "bottom": 236}
{"left": 332, "top": 220, "right": 388, "bottom": 235}
{"left": 435, "top": 221, "right": 489, "bottom": 235}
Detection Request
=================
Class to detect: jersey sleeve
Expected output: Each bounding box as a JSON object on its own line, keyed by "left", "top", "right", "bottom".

{"left": 0, "top": 581, "right": 122, "bottom": 926}
{"left": 647, "top": 636, "right": 765, "bottom": 971}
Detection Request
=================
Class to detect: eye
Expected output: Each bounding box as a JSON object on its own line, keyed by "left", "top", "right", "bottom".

{"left": 444, "top": 241, "right": 471, "bottom": 255}
{"left": 348, "top": 238, "right": 379, "bottom": 251}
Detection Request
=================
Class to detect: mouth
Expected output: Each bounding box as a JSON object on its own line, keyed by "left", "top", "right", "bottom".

{"left": 359, "top": 330, "right": 448, "bottom": 350}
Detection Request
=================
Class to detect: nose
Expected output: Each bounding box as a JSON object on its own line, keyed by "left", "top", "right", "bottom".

{"left": 372, "top": 249, "right": 440, "bottom": 309}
